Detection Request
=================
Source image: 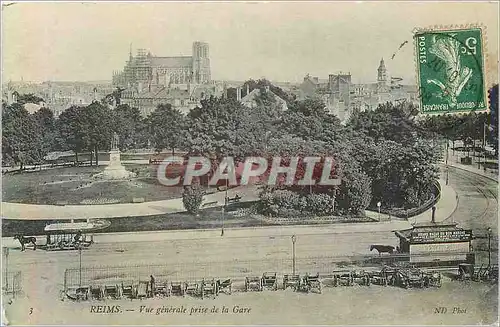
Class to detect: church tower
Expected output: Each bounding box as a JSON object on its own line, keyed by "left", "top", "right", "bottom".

{"left": 377, "top": 58, "right": 389, "bottom": 92}
{"left": 192, "top": 41, "right": 211, "bottom": 84}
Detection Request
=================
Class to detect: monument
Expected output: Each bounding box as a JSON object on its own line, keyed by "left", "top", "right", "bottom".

{"left": 95, "top": 132, "right": 136, "bottom": 180}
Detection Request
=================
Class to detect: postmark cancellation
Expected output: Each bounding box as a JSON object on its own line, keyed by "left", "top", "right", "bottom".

{"left": 414, "top": 24, "right": 489, "bottom": 115}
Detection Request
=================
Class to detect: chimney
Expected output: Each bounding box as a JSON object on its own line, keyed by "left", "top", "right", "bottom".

{"left": 246, "top": 84, "right": 249, "bottom": 96}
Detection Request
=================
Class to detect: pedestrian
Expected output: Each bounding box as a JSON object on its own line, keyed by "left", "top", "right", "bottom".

{"left": 150, "top": 275, "right": 155, "bottom": 297}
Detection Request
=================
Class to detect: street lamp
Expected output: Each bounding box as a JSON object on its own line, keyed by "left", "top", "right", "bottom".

{"left": 487, "top": 227, "right": 492, "bottom": 267}
{"left": 483, "top": 123, "right": 487, "bottom": 172}
{"left": 221, "top": 178, "right": 228, "bottom": 237}
{"left": 3, "top": 247, "right": 9, "bottom": 292}
{"left": 78, "top": 244, "right": 83, "bottom": 290}
{"left": 377, "top": 202, "right": 381, "bottom": 221}
{"left": 221, "top": 206, "right": 225, "bottom": 237}
{"left": 291, "top": 235, "right": 297, "bottom": 275}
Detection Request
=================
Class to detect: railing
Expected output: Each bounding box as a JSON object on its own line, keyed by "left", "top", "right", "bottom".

{"left": 260, "top": 215, "right": 370, "bottom": 225}
{"left": 2, "top": 271, "right": 22, "bottom": 297}
{"left": 372, "top": 181, "right": 441, "bottom": 220}
{"left": 63, "top": 250, "right": 478, "bottom": 293}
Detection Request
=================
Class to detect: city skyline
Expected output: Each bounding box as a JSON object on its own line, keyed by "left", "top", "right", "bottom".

{"left": 2, "top": 2, "right": 499, "bottom": 85}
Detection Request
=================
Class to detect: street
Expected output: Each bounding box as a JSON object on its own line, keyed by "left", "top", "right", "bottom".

{"left": 2, "top": 166, "right": 498, "bottom": 325}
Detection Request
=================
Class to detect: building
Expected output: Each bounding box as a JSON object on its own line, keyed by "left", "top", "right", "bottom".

{"left": 113, "top": 41, "right": 216, "bottom": 116}
{"left": 297, "top": 58, "right": 419, "bottom": 122}
{"left": 2, "top": 80, "right": 114, "bottom": 116}
{"left": 120, "top": 82, "right": 224, "bottom": 116}
{"left": 238, "top": 85, "right": 288, "bottom": 111}
{"left": 113, "top": 42, "right": 211, "bottom": 88}
{"left": 394, "top": 220, "right": 474, "bottom": 266}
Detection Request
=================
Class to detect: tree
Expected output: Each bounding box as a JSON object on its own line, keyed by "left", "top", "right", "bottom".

{"left": 80, "top": 102, "right": 114, "bottom": 165}
{"left": 33, "top": 107, "right": 57, "bottom": 155}
{"left": 148, "top": 104, "right": 186, "bottom": 155}
{"left": 113, "top": 104, "right": 146, "bottom": 151}
{"left": 334, "top": 151, "right": 372, "bottom": 215}
{"left": 368, "top": 139, "right": 441, "bottom": 208}
{"left": 57, "top": 106, "right": 86, "bottom": 162}
{"left": 185, "top": 97, "right": 248, "bottom": 161}
{"left": 182, "top": 179, "right": 205, "bottom": 214}
{"left": 16, "top": 93, "right": 44, "bottom": 105}
{"left": 282, "top": 98, "right": 343, "bottom": 143}
{"left": 2, "top": 103, "right": 43, "bottom": 169}
{"left": 347, "top": 102, "right": 422, "bottom": 145}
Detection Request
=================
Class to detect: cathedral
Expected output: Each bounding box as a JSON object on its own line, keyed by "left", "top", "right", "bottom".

{"left": 112, "top": 41, "right": 223, "bottom": 116}
{"left": 112, "top": 41, "right": 211, "bottom": 90}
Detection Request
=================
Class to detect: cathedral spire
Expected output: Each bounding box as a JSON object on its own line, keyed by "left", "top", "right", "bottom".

{"left": 129, "top": 43, "right": 133, "bottom": 61}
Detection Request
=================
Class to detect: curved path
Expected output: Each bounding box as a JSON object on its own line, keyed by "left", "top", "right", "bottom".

{"left": 1, "top": 184, "right": 260, "bottom": 220}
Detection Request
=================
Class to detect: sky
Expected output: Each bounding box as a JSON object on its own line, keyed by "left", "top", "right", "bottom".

{"left": 2, "top": 1, "right": 499, "bottom": 85}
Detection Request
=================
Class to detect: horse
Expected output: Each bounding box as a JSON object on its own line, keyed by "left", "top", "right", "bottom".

{"left": 13, "top": 235, "right": 37, "bottom": 251}
{"left": 370, "top": 245, "right": 395, "bottom": 255}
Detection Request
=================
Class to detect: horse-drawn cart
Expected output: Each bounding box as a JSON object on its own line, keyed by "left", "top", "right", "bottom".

{"left": 170, "top": 282, "right": 186, "bottom": 296}
{"left": 184, "top": 281, "right": 200, "bottom": 297}
{"left": 216, "top": 279, "right": 232, "bottom": 295}
{"left": 43, "top": 220, "right": 110, "bottom": 251}
{"left": 261, "top": 272, "right": 278, "bottom": 291}
{"left": 300, "top": 273, "right": 322, "bottom": 293}
{"left": 422, "top": 271, "right": 442, "bottom": 287}
{"left": 352, "top": 270, "right": 371, "bottom": 286}
{"left": 155, "top": 281, "right": 172, "bottom": 297}
{"left": 201, "top": 279, "right": 217, "bottom": 299}
{"left": 245, "top": 276, "right": 262, "bottom": 292}
{"left": 332, "top": 270, "right": 354, "bottom": 286}
{"left": 396, "top": 267, "right": 425, "bottom": 288}
{"left": 283, "top": 274, "right": 301, "bottom": 291}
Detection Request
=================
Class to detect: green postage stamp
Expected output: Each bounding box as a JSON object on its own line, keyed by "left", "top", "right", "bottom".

{"left": 415, "top": 26, "right": 487, "bottom": 114}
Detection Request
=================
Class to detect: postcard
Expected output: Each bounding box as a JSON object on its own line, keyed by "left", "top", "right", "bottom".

{"left": 1, "top": 1, "right": 498, "bottom": 325}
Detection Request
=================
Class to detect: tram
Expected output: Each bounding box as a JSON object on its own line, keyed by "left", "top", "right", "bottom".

{"left": 44, "top": 219, "right": 110, "bottom": 251}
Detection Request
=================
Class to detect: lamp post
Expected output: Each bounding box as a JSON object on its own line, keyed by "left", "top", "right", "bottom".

{"left": 78, "top": 245, "right": 82, "bottom": 289}
{"left": 3, "top": 247, "right": 9, "bottom": 292}
{"left": 487, "top": 227, "right": 492, "bottom": 267}
{"left": 483, "top": 123, "right": 487, "bottom": 172}
{"left": 445, "top": 140, "right": 450, "bottom": 185}
{"left": 221, "top": 206, "right": 225, "bottom": 236}
{"left": 377, "top": 202, "right": 381, "bottom": 221}
{"left": 291, "top": 235, "right": 297, "bottom": 275}
{"left": 221, "top": 178, "right": 228, "bottom": 237}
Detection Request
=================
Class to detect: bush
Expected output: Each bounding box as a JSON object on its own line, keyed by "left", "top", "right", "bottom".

{"left": 259, "top": 189, "right": 301, "bottom": 216}
{"left": 259, "top": 189, "right": 334, "bottom": 217}
{"left": 182, "top": 183, "right": 205, "bottom": 214}
{"left": 305, "top": 193, "right": 334, "bottom": 215}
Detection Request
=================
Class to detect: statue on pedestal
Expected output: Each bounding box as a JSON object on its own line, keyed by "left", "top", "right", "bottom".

{"left": 111, "top": 132, "right": 120, "bottom": 151}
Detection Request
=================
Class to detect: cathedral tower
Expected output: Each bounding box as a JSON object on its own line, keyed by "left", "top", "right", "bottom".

{"left": 192, "top": 41, "right": 211, "bottom": 84}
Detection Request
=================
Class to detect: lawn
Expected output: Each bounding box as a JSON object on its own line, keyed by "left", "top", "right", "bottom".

{"left": 1, "top": 164, "right": 217, "bottom": 205}
{"left": 1, "top": 200, "right": 374, "bottom": 237}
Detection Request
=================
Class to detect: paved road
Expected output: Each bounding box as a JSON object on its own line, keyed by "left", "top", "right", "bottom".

{"left": 445, "top": 166, "right": 498, "bottom": 235}
{"left": 4, "top": 166, "right": 496, "bottom": 279}
{"left": 3, "top": 166, "right": 498, "bottom": 325}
